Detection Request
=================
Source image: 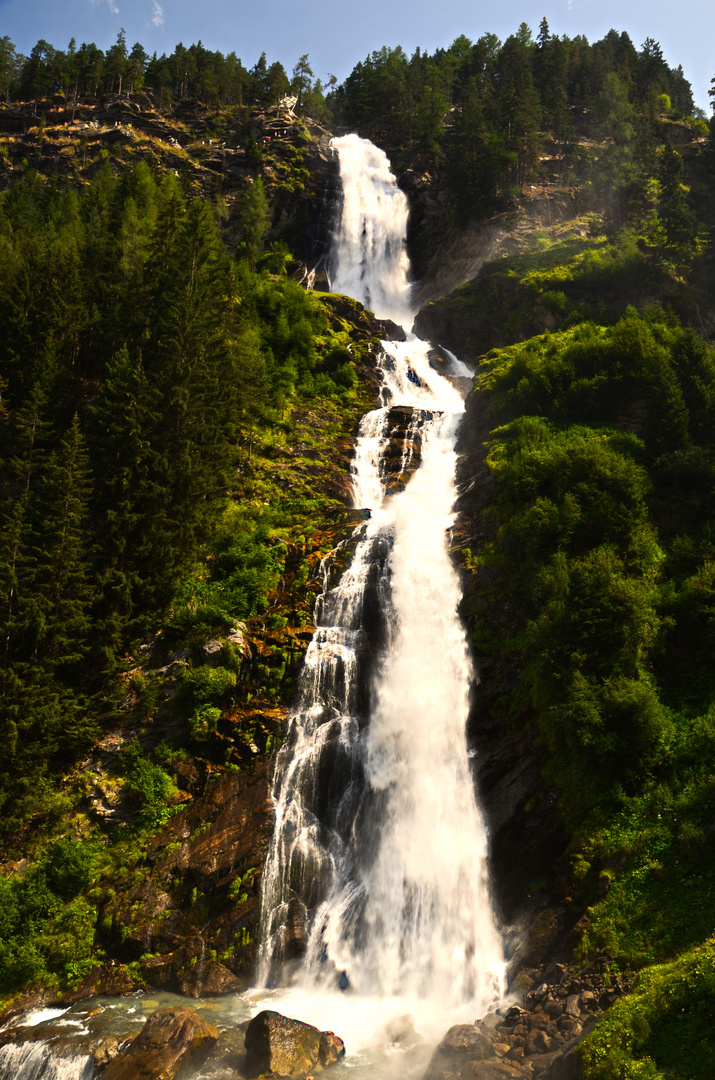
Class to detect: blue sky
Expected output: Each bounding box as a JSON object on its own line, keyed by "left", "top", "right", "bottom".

{"left": 1, "top": 0, "right": 714, "bottom": 110}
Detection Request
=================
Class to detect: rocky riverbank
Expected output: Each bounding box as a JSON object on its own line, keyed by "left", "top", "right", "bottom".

{"left": 426, "top": 960, "right": 631, "bottom": 1080}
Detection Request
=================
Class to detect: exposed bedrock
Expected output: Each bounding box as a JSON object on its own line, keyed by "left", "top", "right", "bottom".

{"left": 100, "top": 765, "right": 274, "bottom": 998}
{"left": 101, "top": 1007, "right": 219, "bottom": 1080}
{"left": 379, "top": 404, "right": 435, "bottom": 495}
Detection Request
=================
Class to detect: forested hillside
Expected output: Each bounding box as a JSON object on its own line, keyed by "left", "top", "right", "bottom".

{"left": 0, "top": 18, "right": 715, "bottom": 1080}
{"left": 0, "top": 71, "right": 391, "bottom": 1001}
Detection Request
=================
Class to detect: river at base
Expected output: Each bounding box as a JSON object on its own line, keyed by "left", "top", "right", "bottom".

{"left": 1, "top": 985, "right": 509, "bottom": 1080}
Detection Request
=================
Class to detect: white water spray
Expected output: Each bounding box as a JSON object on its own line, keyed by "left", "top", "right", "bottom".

{"left": 257, "top": 133, "right": 506, "bottom": 1031}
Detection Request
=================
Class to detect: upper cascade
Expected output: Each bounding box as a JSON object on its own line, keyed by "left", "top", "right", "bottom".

{"left": 328, "top": 134, "right": 413, "bottom": 328}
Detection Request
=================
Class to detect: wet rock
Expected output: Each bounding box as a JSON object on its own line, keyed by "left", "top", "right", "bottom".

{"left": 243, "top": 1010, "right": 345, "bottom": 1078}
{"left": 501, "top": 1005, "right": 527, "bottom": 1024}
{"left": 385, "top": 1014, "right": 415, "bottom": 1044}
{"left": 92, "top": 1036, "right": 124, "bottom": 1066}
{"left": 424, "top": 1023, "right": 496, "bottom": 1080}
{"left": 377, "top": 318, "right": 407, "bottom": 341}
{"left": 101, "top": 1007, "right": 218, "bottom": 1080}
{"left": 104, "top": 765, "right": 274, "bottom": 994}
{"left": 508, "top": 968, "right": 535, "bottom": 1000}
{"left": 379, "top": 405, "right": 435, "bottom": 496}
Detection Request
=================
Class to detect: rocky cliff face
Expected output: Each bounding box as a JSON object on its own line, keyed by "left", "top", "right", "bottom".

{"left": 402, "top": 168, "right": 580, "bottom": 314}
{"left": 103, "top": 765, "right": 274, "bottom": 996}
{"left": 0, "top": 93, "right": 338, "bottom": 275}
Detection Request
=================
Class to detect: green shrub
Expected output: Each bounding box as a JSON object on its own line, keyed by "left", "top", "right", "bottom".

{"left": 44, "top": 837, "right": 100, "bottom": 901}
{"left": 180, "top": 665, "right": 236, "bottom": 710}
{"left": 581, "top": 942, "right": 715, "bottom": 1079}
{"left": 189, "top": 704, "right": 221, "bottom": 740}
{"left": 124, "top": 748, "right": 180, "bottom": 824}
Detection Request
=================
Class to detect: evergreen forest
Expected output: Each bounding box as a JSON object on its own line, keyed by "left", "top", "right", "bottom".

{"left": 0, "top": 17, "right": 715, "bottom": 1080}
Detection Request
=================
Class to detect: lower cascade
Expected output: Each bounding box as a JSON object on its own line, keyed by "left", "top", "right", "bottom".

{"left": 257, "top": 133, "right": 506, "bottom": 1021}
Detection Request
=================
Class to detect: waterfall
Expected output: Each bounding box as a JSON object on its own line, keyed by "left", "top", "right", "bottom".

{"left": 0, "top": 1042, "right": 95, "bottom": 1080}
{"left": 257, "top": 134, "right": 506, "bottom": 1017}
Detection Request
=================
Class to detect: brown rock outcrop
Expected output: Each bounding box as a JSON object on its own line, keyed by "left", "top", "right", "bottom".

{"left": 424, "top": 959, "right": 628, "bottom": 1080}
{"left": 102, "top": 765, "right": 273, "bottom": 995}
{"left": 100, "top": 1007, "right": 218, "bottom": 1080}
{"left": 378, "top": 405, "right": 435, "bottom": 497}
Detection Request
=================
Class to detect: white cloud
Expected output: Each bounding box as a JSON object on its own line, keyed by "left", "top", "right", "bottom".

{"left": 152, "top": 0, "right": 164, "bottom": 26}
{"left": 88, "top": 0, "right": 120, "bottom": 13}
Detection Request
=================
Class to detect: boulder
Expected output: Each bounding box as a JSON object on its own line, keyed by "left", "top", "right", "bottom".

{"left": 244, "top": 1010, "right": 345, "bottom": 1078}
{"left": 384, "top": 1013, "right": 415, "bottom": 1044}
{"left": 377, "top": 317, "right": 407, "bottom": 342}
{"left": 227, "top": 624, "right": 251, "bottom": 656}
{"left": 202, "top": 639, "right": 223, "bottom": 658}
{"left": 100, "top": 1007, "right": 218, "bottom": 1080}
{"left": 424, "top": 1023, "right": 496, "bottom": 1080}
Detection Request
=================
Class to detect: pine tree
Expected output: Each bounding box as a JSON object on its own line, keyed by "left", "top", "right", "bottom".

{"left": 237, "top": 178, "right": 271, "bottom": 271}
{"left": 659, "top": 141, "right": 696, "bottom": 248}
{"left": 447, "top": 76, "right": 510, "bottom": 217}
{"left": 25, "top": 415, "right": 95, "bottom": 675}
{"left": 291, "top": 54, "right": 313, "bottom": 114}
{"left": 0, "top": 409, "right": 96, "bottom": 800}
{"left": 0, "top": 36, "right": 20, "bottom": 102}
{"left": 90, "top": 345, "right": 162, "bottom": 644}
{"left": 91, "top": 194, "right": 242, "bottom": 634}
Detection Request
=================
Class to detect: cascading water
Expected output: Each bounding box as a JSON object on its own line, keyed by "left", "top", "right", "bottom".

{"left": 257, "top": 134, "right": 506, "bottom": 1027}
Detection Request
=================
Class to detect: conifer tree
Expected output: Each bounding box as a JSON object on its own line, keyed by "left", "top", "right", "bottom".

{"left": 447, "top": 76, "right": 510, "bottom": 217}
{"left": 291, "top": 54, "right": 313, "bottom": 114}
{"left": 25, "top": 415, "right": 95, "bottom": 675}
{"left": 90, "top": 344, "right": 162, "bottom": 645}
{"left": 659, "top": 141, "right": 696, "bottom": 248}
{"left": 237, "top": 179, "right": 271, "bottom": 271}
{"left": 91, "top": 192, "right": 242, "bottom": 635}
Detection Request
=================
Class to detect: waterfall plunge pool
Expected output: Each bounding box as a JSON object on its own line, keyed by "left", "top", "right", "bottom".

{"left": 0, "top": 987, "right": 511, "bottom": 1080}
